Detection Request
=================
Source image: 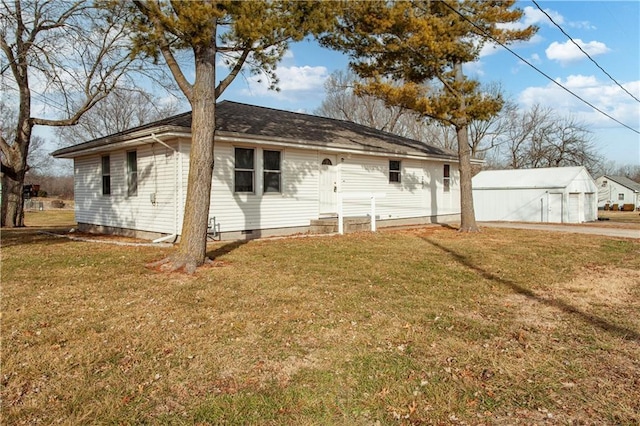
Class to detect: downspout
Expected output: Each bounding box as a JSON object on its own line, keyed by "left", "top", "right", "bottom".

{"left": 151, "top": 133, "right": 180, "bottom": 244}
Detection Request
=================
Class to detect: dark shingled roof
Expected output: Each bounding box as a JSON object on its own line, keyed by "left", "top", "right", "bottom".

{"left": 606, "top": 175, "right": 640, "bottom": 192}
{"left": 53, "top": 100, "right": 458, "bottom": 160}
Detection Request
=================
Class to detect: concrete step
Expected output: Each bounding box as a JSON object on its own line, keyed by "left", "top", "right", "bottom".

{"left": 310, "top": 216, "right": 372, "bottom": 234}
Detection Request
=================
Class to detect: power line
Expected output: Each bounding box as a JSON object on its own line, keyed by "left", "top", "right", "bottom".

{"left": 0, "top": 79, "right": 72, "bottom": 114}
{"left": 531, "top": 0, "right": 640, "bottom": 104}
{"left": 441, "top": 1, "right": 639, "bottom": 135}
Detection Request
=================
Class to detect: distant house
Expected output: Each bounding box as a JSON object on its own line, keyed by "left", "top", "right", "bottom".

{"left": 595, "top": 175, "right": 640, "bottom": 210}
{"left": 472, "top": 166, "right": 598, "bottom": 223}
{"left": 52, "top": 101, "right": 472, "bottom": 241}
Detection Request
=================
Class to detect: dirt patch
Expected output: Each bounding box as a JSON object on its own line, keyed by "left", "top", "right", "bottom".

{"left": 562, "top": 265, "right": 639, "bottom": 309}
{"left": 505, "top": 266, "right": 640, "bottom": 331}
{"left": 41, "top": 230, "right": 173, "bottom": 247}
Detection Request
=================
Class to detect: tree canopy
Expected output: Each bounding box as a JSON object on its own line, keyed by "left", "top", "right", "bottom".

{"left": 321, "top": 0, "right": 536, "bottom": 231}
{"left": 128, "top": 0, "right": 340, "bottom": 272}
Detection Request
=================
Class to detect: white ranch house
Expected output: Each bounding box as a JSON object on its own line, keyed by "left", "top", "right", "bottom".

{"left": 472, "top": 166, "right": 598, "bottom": 224}
{"left": 53, "top": 101, "right": 470, "bottom": 241}
{"left": 595, "top": 175, "right": 640, "bottom": 210}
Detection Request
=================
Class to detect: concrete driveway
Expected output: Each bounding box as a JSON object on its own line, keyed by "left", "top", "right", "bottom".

{"left": 479, "top": 222, "right": 640, "bottom": 239}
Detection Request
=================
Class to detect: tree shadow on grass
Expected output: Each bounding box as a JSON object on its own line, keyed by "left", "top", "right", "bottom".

{"left": 421, "top": 236, "right": 640, "bottom": 343}
{"left": 0, "top": 228, "right": 77, "bottom": 249}
{"left": 206, "top": 240, "right": 249, "bottom": 261}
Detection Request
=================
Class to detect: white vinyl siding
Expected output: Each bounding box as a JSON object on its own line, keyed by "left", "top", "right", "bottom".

{"left": 595, "top": 176, "right": 640, "bottom": 209}
{"left": 74, "top": 142, "right": 180, "bottom": 234}
{"left": 72, "top": 137, "right": 462, "bottom": 237}
{"left": 208, "top": 143, "right": 318, "bottom": 233}
{"left": 338, "top": 155, "right": 460, "bottom": 219}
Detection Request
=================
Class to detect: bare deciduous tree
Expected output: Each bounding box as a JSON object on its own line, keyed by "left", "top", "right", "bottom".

{"left": 1, "top": 0, "right": 147, "bottom": 227}
{"left": 316, "top": 70, "right": 507, "bottom": 167}
{"left": 55, "top": 87, "right": 183, "bottom": 147}
{"left": 315, "top": 70, "right": 415, "bottom": 135}
{"left": 494, "top": 104, "right": 602, "bottom": 175}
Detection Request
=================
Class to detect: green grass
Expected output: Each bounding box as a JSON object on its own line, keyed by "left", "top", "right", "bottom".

{"left": 22, "top": 209, "right": 76, "bottom": 227}
{"left": 2, "top": 217, "right": 639, "bottom": 424}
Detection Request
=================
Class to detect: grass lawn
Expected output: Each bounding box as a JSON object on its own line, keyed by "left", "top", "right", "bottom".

{"left": 598, "top": 210, "right": 640, "bottom": 226}
{"left": 23, "top": 209, "right": 76, "bottom": 228}
{"left": 2, "top": 218, "right": 639, "bottom": 424}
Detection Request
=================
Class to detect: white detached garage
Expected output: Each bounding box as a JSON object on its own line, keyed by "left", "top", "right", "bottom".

{"left": 472, "top": 166, "right": 598, "bottom": 223}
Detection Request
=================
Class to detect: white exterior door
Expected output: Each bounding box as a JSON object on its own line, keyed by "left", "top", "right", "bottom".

{"left": 319, "top": 155, "right": 338, "bottom": 215}
{"left": 548, "top": 193, "right": 563, "bottom": 223}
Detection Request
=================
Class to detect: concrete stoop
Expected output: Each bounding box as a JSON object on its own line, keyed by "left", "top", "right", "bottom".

{"left": 310, "top": 216, "right": 371, "bottom": 234}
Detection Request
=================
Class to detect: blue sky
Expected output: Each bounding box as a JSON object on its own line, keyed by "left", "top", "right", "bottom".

{"left": 29, "top": 1, "right": 639, "bottom": 170}
{"left": 215, "top": 1, "right": 640, "bottom": 167}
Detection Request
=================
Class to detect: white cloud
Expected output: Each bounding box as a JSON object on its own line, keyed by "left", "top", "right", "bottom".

{"left": 240, "top": 65, "right": 329, "bottom": 102}
{"left": 518, "top": 75, "right": 640, "bottom": 130}
{"left": 568, "top": 20, "right": 596, "bottom": 31}
{"left": 478, "top": 42, "right": 501, "bottom": 58}
{"left": 518, "top": 76, "right": 640, "bottom": 165}
{"left": 499, "top": 6, "right": 564, "bottom": 32}
{"left": 522, "top": 5, "right": 565, "bottom": 27}
{"left": 487, "top": 7, "right": 551, "bottom": 55}
{"left": 463, "top": 60, "right": 484, "bottom": 78}
{"left": 545, "top": 39, "right": 610, "bottom": 65}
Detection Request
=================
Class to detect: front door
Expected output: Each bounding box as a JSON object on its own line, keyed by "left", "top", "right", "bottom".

{"left": 319, "top": 156, "right": 338, "bottom": 216}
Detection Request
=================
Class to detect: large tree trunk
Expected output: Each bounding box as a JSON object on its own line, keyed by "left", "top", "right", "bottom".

{"left": 153, "top": 44, "right": 217, "bottom": 273}
{"left": 454, "top": 61, "right": 479, "bottom": 233}
{"left": 1, "top": 124, "right": 30, "bottom": 228}
{"left": 1, "top": 168, "right": 26, "bottom": 228}
{"left": 455, "top": 123, "right": 479, "bottom": 232}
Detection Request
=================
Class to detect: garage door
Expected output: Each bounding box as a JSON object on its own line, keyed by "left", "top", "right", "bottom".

{"left": 584, "top": 193, "right": 596, "bottom": 222}
{"left": 568, "top": 193, "right": 580, "bottom": 223}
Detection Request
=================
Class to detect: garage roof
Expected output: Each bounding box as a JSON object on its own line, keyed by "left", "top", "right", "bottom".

{"left": 472, "top": 166, "right": 590, "bottom": 190}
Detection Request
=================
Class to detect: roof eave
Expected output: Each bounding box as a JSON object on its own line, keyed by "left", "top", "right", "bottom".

{"left": 217, "top": 131, "right": 463, "bottom": 163}
{"left": 53, "top": 126, "right": 469, "bottom": 164}
{"left": 52, "top": 126, "right": 191, "bottom": 159}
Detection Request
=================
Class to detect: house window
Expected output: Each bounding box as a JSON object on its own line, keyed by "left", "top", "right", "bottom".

{"left": 443, "top": 164, "right": 450, "bottom": 193}
{"left": 601, "top": 180, "right": 607, "bottom": 187}
{"left": 127, "top": 151, "right": 138, "bottom": 196}
{"left": 263, "top": 150, "right": 281, "bottom": 193}
{"left": 235, "top": 147, "right": 254, "bottom": 193}
{"left": 389, "top": 160, "right": 401, "bottom": 183}
{"left": 101, "top": 155, "right": 111, "bottom": 195}
{"left": 618, "top": 193, "right": 624, "bottom": 201}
